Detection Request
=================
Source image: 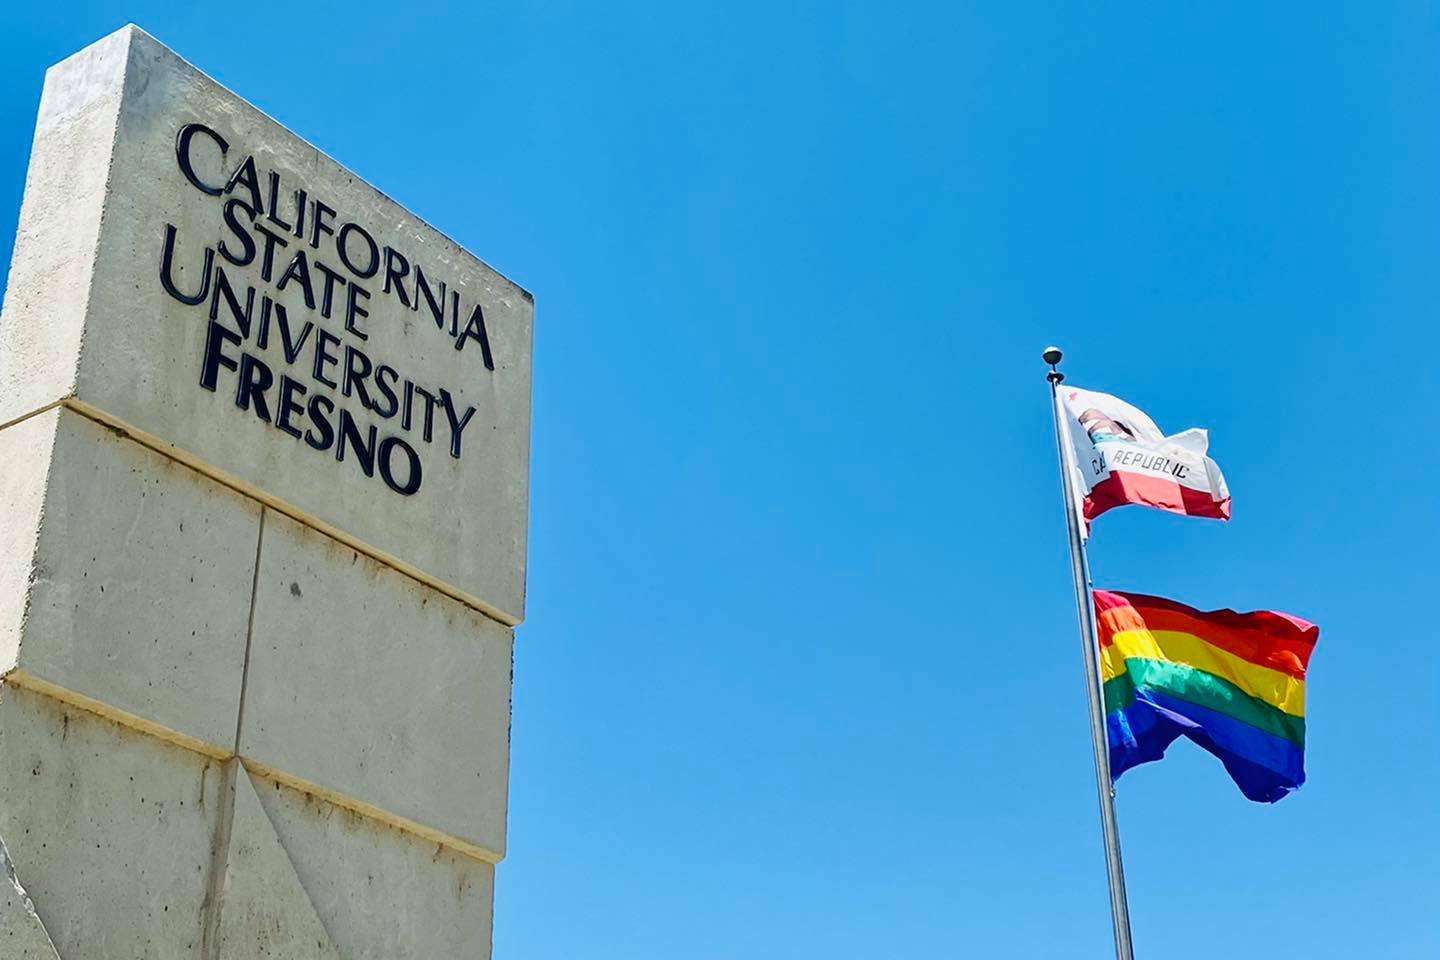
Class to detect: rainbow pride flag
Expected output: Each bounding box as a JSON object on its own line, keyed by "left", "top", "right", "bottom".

{"left": 1095, "top": 590, "right": 1319, "bottom": 803}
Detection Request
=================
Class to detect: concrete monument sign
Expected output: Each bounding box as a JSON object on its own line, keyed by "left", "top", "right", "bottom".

{"left": 0, "top": 24, "right": 531, "bottom": 959}
{"left": 0, "top": 21, "right": 532, "bottom": 624}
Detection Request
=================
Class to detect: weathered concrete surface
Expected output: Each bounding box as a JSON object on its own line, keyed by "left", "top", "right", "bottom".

{"left": 0, "top": 682, "right": 226, "bottom": 960}
{"left": 0, "top": 413, "right": 53, "bottom": 679}
{"left": 0, "top": 24, "right": 525, "bottom": 958}
{"left": 240, "top": 511, "right": 512, "bottom": 854}
{"left": 216, "top": 765, "right": 342, "bottom": 959}
{"left": 0, "top": 407, "right": 260, "bottom": 748}
{"left": 252, "top": 769, "right": 495, "bottom": 960}
{"left": 0, "top": 25, "right": 126, "bottom": 422}
{"left": 0, "top": 25, "right": 533, "bottom": 623}
{"left": 0, "top": 833, "right": 61, "bottom": 959}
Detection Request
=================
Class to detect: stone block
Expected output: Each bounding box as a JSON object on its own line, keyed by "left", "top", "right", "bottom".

{"left": 0, "top": 413, "right": 53, "bottom": 678}
{"left": 216, "top": 764, "right": 341, "bottom": 959}
{"left": 0, "top": 25, "right": 532, "bottom": 622}
{"left": 238, "top": 511, "right": 511, "bottom": 855}
{"left": 249, "top": 767, "right": 495, "bottom": 960}
{"left": 0, "top": 407, "right": 260, "bottom": 749}
{"left": 0, "top": 23, "right": 126, "bottom": 421}
{"left": 0, "top": 834, "right": 61, "bottom": 959}
{"left": 0, "top": 682, "right": 226, "bottom": 960}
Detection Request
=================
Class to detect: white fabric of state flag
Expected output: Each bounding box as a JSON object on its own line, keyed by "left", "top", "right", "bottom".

{"left": 1061, "top": 385, "right": 1231, "bottom": 525}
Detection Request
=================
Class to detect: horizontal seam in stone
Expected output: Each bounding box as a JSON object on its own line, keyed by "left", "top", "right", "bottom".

{"left": 239, "top": 757, "right": 504, "bottom": 865}
{"left": 2, "top": 670, "right": 506, "bottom": 866}
{"left": 59, "top": 397, "right": 520, "bottom": 629}
{"left": 3, "top": 669, "right": 231, "bottom": 760}
{"left": 0, "top": 398, "right": 68, "bottom": 436}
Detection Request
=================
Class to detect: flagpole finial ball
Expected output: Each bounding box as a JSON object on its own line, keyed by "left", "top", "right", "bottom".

{"left": 1042, "top": 346, "right": 1063, "bottom": 366}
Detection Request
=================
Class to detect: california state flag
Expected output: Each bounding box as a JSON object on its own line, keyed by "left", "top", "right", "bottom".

{"left": 1062, "top": 386, "right": 1231, "bottom": 523}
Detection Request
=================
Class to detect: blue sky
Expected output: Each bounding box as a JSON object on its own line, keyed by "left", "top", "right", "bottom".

{"left": 2, "top": 3, "right": 1437, "bottom": 957}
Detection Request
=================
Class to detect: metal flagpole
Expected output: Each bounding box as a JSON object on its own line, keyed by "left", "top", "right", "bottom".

{"left": 1043, "top": 345, "right": 1135, "bottom": 960}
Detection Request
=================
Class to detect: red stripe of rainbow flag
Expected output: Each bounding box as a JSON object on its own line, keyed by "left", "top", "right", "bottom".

{"left": 1094, "top": 589, "right": 1318, "bottom": 802}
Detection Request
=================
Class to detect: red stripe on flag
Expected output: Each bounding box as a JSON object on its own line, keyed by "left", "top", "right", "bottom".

{"left": 1084, "top": 470, "right": 1230, "bottom": 522}
{"left": 1093, "top": 589, "right": 1319, "bottom": 676}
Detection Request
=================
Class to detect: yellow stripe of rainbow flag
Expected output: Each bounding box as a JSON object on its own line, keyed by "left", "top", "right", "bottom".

{"left": 1100, "top": 628, "right": 1305, "bottom": 717}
